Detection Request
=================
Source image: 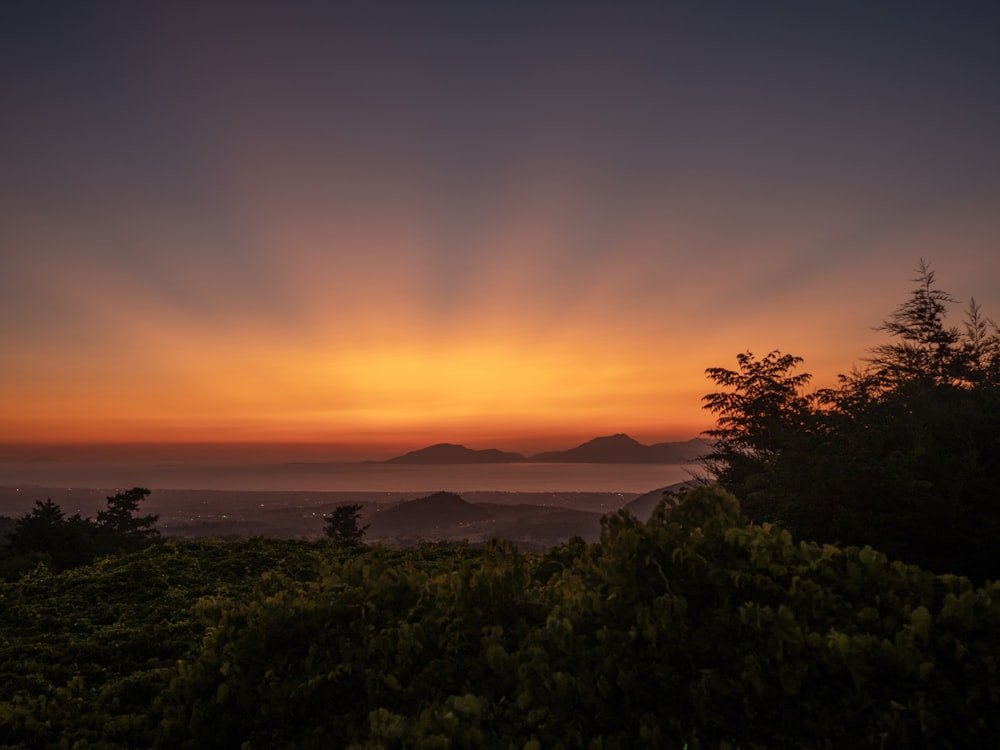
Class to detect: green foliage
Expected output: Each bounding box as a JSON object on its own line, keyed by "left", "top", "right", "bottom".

{"left": 702, "top": 262, "right": 1000, "bottom": 581}
{"left": 0, "top": 536, "right": 362, "bottom": 749}
{"left": 3, "top": 489, "right": 999, "bottom": 748}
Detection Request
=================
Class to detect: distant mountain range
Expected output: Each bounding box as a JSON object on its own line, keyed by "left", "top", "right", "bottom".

{"left": 384, "top": 444, "right": 526, "bottom": 464}
{"left": 383, "top": 433, "right": 709, "bottom": 465}
{"left": 529, "top": 434, "right": 707, "bottom": 464}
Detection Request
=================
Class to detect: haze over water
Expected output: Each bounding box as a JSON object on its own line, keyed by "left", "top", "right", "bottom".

{"left": 0, "top": 460, "right": 695, "bottom": 494}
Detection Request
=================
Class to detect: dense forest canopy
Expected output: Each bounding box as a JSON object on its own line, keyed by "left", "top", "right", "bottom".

{"left": 701, "top": 261, "right": 1000, "bottom": 581}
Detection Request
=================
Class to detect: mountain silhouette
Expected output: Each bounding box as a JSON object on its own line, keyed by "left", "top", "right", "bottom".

{"left": 367, "top": 491, "right": 494, "bottom": 535}
{"left": 645, "top": 438, "right": 709, "bottom": 463}
{"left": 382, "top": 435, "right": 708, "bottom": 464}
{"left": 384, "top": 443, "right": 527, "bottom": 464}
{"left": 363, "top": 490, "right": 605, "bottom": 545}
{"left": 528, "top": 434, "right": 708, "bottom": 464}
{"left": 530, "top": 433, "right": 647, "bottom": 462}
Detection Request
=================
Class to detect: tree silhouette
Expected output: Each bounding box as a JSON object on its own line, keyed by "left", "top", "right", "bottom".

{"left": 96, "top": 487, "right": 160, "bottom": 550}
{"left": 10, "top": 498, "right": 66, "bottom": 547}
{"left": 868, "top": 259, "right": 961, "bottom": 386}
{"left": 2, "top": 488, "right": 161, "bottom": 577}
{"left": 700, "top": 263, "right": 1000, "bottom": 581}
{"left": 7, "top": 499, "right": 98, "bottom": 571}
{"left": 701, "top": 350, "right": 816, "bottom": 522}
{"left": 324, "top": 504, "right": 369, "bottom": 544}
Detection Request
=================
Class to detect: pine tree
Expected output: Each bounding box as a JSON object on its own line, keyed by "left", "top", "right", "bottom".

{"left": 324, "top": 504, "right": 369, "bottom": 544}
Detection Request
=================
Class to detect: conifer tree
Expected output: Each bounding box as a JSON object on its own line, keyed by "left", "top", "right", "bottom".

{"left": 324, "top": 504, "right": 369, "bottom": 544}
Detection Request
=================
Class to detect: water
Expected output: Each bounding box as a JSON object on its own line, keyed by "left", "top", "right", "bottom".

{"left": 0, "top": 460, "right": 697, "bottom": 494}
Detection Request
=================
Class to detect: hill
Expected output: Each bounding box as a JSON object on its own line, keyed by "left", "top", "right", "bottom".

{"left": 366, "top": 491, "right": 493, "bottom": 536}
{"left": 647, "top": 437, "right": 710, "bottom": 463}
{"left": 364, "top": 490, "right": 605, "bottom": 546}
{"left": 383, "top": 443, "right": 526, "bottom": 464}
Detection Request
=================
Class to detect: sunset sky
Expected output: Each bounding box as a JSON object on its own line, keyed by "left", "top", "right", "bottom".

{"left": 2, "top": 3, "right": 999, "bottom": 457}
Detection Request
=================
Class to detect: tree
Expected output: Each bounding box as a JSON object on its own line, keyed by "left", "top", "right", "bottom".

{"left": 700, "top": 350, "right": 817, "bottom": 524}
{"left": 867, "top": 259, "right": 961, "bottom": 386}
{"left": 0, "top": 515, "right": 16, "bottom": 545}
{"left": 324, "top": 504, "right": 369, "bottom": 544}
{"left": 958, "top": 297, "right": 1000, "bottom": 385}
{"left": 700, "top": 263, "right": 1000, "bottom": 581}
{"left": 6, "top": 499, "right": 99, "bottom": 572}
{"left": 1, "top": 488, "right": 162, "bottom": 578}
{"left": 95, "top": 487, "right": 160, "bottom": 550}
{"left": 8, "top": 498, "right": 66, "bottom": 549}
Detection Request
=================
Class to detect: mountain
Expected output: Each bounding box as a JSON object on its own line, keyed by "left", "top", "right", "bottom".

{"left": 529, "top": 433, "right": 646, "bottom": 462}
{"left": 384, "top": 443, "right": 526, "bottom": 464}
{"left": 382, "top": 435, "right": 709, "bottom": 465}
{"left": 646, "top": 438, "right": 711, "bottom": 463}
{"left": 528, "top": 434, "right": 709, "bottom": 464}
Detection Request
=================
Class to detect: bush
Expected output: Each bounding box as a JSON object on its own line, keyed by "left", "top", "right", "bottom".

{"left": 3, "top": 490, "right": 997, "bottom": 748}
{"left": 155, "top": 487, "right": 1000, "bottom": 749}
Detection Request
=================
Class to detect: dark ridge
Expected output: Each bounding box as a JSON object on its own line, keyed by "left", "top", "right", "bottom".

{"left": 382, "top": 436, "right": 709, "bottom": 465}
{"left": 367, "top": 491, "right": 494, "bottom": 536}
{"left": 529, "top": 434, "right": 709, "bottom": 464}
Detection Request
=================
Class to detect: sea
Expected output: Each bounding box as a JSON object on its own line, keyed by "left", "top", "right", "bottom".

{"left": 0, "top": 460, "right": 697, "bottom": 494}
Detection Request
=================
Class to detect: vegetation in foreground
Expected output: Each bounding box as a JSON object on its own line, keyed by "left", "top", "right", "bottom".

{"left": 1, "top": 485, "right": 998, "bottom": 749}
{"left": 702, "top": 261, "right": 1000, "bottom": 583}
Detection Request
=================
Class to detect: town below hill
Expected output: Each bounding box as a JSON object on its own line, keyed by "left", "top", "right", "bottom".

{"left": 383, "top": 433, "right": 708, "bottom": 464}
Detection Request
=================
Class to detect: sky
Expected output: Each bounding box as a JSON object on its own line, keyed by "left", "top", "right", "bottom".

{"left": 2, "top": 2, "right": 999, "bottom": 458}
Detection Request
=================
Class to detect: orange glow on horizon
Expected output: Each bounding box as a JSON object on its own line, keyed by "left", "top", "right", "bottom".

{"left": 4, "top": 4, "right": 1000, "bottom": 463}
{"left": 5, "top": 238, "right": 998, "bottom": 453}
{"left": 2, "top": 319, "right": 712, "bottom": 451}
